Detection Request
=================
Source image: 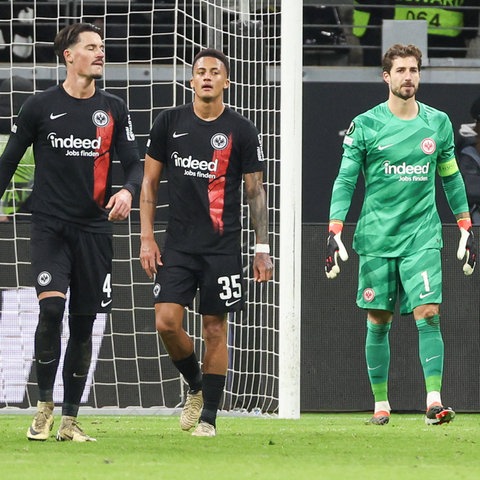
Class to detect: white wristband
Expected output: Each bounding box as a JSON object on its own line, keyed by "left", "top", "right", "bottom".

{"left": 255, "top": 244, "right": 270, "bottom": 254}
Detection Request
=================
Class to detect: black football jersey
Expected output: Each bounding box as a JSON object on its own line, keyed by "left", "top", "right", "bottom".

{"left": 2, "top": 85, "right": 141, "bottom": 232}
{"left": 147, "top": 103, "right": 265, "bottom": 254}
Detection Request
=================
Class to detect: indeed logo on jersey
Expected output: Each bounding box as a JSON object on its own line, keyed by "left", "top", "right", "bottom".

{"left": 383, "top": 161, "right": 430, "bottom": 182}
{"left": 47, "top": 132, "right": 101, "bottom": 158}
{"left": 172, "top": 151, "right": 218, "bottom": 179}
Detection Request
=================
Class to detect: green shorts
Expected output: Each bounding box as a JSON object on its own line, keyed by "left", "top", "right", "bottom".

{"left": 357, "top": 249, "right": 442, "bottom": 315}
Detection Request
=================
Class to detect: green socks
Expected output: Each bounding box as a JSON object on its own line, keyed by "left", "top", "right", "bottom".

{"left": 365, "top": 321, "right": 391, "bottom": 402}
{"left": 366, "top": 315, "right": 444, "bottom": 405}
{"left": 416, "top": 315, "right": 444, "bottom": 393}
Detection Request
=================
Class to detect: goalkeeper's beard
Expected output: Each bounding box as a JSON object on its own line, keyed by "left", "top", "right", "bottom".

{"left": 391, "top": 83, "right": 418, "bottom": 101}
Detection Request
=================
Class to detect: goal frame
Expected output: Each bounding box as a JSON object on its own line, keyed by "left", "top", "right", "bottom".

{"left": 0, "top": 0, "right": 302, "bottom": 420}
{"left": 278, "top": 0, "right": 302, "bottom": 420}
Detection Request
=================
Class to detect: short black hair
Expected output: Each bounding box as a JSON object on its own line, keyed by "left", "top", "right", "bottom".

{"left": 192, "top": 48, "right": 230, "bottom": 77}
{"left": 54, "top": 23, "right": 103, "bottom": 66}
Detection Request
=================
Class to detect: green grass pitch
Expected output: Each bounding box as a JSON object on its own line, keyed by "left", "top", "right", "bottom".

{"left": 2, "top": 413, "right": 480, "bottom": 480}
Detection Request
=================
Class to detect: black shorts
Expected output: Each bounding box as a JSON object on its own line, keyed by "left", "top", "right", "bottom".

{"left": 30, "top": 217, "right": 113, "bottom": 315}
{"left": 153, "top": 248, "right": 244, "bottom": 315}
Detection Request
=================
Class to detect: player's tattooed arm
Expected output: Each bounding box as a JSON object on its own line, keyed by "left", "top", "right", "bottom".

{"left": 244, "top": 171, "right": 269, "bottom": 244}
{"left": 244, "top": 171, "right": 273, "bottom": 282}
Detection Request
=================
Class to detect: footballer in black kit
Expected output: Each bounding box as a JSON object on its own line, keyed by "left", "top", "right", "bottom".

{"left": 147, "top": 103, "right": 264, "bottom": 314}
{"left": 0, "top": 23, "right": 143, "bottom": 442}
{"left": 140, "top": 48, "right": 273, "bottom": 437}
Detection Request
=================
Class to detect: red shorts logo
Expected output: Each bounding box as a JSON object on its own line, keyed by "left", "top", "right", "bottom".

{"left": 363, "top": 288, "right": 375, "bottom": 302}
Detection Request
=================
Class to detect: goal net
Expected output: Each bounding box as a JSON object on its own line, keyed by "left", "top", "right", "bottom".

{"left": 0, "top": 0, "right": 292, "bottom": 416}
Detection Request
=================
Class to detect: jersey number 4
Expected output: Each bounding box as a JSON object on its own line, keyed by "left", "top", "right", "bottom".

{"left": 103, "top": 273, "right": 112, "bottom": 298}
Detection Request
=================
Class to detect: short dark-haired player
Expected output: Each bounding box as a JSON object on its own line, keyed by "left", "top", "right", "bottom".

{"left": 0, "top": 23, "right": 143, "bottom": 441}
{"left": 326, "top": 44, "right": 476, "bottom": 426}
{"left": 139, "top": 48, "right": 273, "bottom": 436}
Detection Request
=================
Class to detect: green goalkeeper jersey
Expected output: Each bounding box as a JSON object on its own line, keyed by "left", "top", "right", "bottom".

{"left": 0, "top": 133, "right": 34, "bottom": 215}
{"left": 329, "top": 101, "right": 468, "bottom": 257}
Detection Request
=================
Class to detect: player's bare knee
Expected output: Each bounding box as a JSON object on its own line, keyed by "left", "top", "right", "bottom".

{"left": 414, "top": 304, "right": 439, "bottom": 320}
{"left": 202, "top": 317, "right": 227, "bottom": 342}
{"left": 367, "top": 309, "right": 392, "bottom": 325}
{"left": 156, "top": 316, "right": 180, "bottom": 336}
{"left": 155, "top": 304, "right": 184, "bottom": 334}
{"left": 424, "top": 308, "right": 440, "bottom": 320}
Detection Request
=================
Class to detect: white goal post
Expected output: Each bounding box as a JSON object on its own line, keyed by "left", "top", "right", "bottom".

{"left": 0, "top": 0, "right": 301, "bottom": 419}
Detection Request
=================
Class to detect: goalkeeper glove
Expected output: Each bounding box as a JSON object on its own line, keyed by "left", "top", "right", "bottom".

{"left": 457, "top": 218, "right": 476, "bottom": 276}
{"left": 325, "top": 221, "right": 349, "bottom": 279}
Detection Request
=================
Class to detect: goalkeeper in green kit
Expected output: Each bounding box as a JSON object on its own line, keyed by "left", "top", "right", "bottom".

{"left": 325, "top": 44, "right": 477, "bottom": 426}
